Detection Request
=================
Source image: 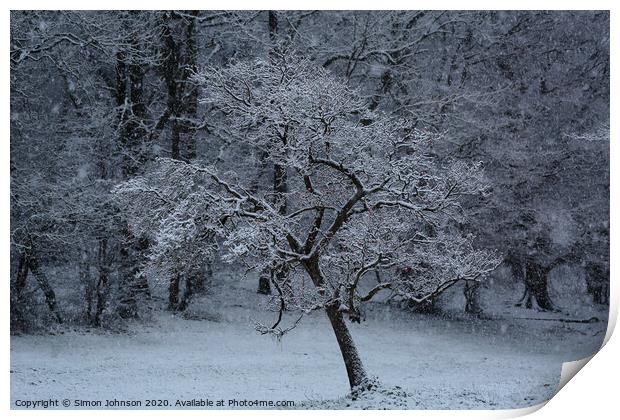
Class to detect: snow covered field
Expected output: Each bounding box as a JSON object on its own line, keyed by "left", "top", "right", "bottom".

{"left": 10, "top": 272, "right": 607, "bottom": 410}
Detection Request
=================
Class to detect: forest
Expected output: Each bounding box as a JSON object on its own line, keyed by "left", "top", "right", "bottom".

{"left": 10, "top": 10, "right": 609, "bottom": 409}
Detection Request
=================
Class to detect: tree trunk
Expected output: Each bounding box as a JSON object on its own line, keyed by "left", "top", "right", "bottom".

{"left": 177, "top": 275, "right": 194, "bottom": 312}
{"left": 162, "top": 11, "right": 200, "bottom": 163}
{"left": 11, "top": 251, "right": 30, "bottom": 332}
{"left": 508, "top": 254, "right": 554, "bottom": 311}
{"left": 257, "top": 268, "right": 271, "bottom": 295}
{"left": 27, "top": 256, "right": 63, "bottom": 323}
{"left": 117, "top": 228, "right": 150, "bottom": 319}
{"left": 268, "top": 11, "right": 278, "bottom": 44}
{"left": 80, "top": 249, "right": 94, "bottom": 322}
{"left": 193, "top": 257, "right": 212, "bottom": 294}
{"left": 274, "top": 163, "right": 287, "bottom": 213}
{"left": 168, "top": 274, "right": 180, "bottom": 310}
{"left": 162, "top": 13, "right": 181, "bottom": 161}
{"left": 305, "top": 256, "right": 369, "bottom": 390}
{"left": 516, "top": 260, "right": 555, "bottom": 311}
{"left": 464, "top": 280, "right": 482, "bottom": 315}
{"left": 272, "top": 165, "right": 289, "bottom": 299}
{"left": 325, "top": 304, "right": 369, "bottom": 389}
{"left": 585, "top": 262, "right": 609, "bottom": 305}
{"left": 94, "top": 239, "right": 109, "bottom": 326}
{"left": 258, "top": 10, "right": 292, "bottom": 297}
{"left": 115, "top": 41, "right": 151, "bottom": 319}
{"left": 182, "top": 11, "right": 199, "bottom": 161}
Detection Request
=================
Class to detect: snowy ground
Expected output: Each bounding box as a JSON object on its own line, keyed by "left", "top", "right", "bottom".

{"left": 11, "top": 271, "right": 607, "bottom": 410}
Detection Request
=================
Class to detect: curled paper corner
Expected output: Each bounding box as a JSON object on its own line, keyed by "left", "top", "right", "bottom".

{"left": 602, "top": 295, "right": 618, "bottom": 347}
{"left": 547, "top": 289, "right": 619, "bottom": 396}
{"left": 556, "top": 355, "right": 594, "bottom": 394}
{"left": 534, "top": 304, "right": 616, "bottom": 413}
{"left": 502, "top": 356, "right": 598, "bottom": 420}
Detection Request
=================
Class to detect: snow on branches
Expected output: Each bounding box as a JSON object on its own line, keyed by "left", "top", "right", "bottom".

{"left": 115, "top": 53, "right": 500, "bottom": 334}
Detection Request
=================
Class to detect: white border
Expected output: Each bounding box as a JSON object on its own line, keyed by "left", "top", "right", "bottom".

{"left": 2, "top": 2, "right": 617, "bottom": 419}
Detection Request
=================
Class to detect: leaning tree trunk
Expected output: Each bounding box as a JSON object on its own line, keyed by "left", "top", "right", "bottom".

{"left": 27, "top": 255, "right": 63, "bottom": 323}
{"left": 517, "top": 260, "right": 555, "bottom": 311}
{"left": 325, "top": 304, "right": 369, "bottom": 389}
{"left": 306, "top": 256, "right": 369, "bottom": 390}
{"left": 508, "top": 254, "right": 554, "bottom": 311}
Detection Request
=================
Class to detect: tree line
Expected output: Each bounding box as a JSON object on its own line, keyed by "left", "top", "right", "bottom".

{"left": 10, "top": 11, "right": 609, "bottom": 337}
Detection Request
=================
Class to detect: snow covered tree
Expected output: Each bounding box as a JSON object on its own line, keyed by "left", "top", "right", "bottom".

{"left": 115, "top": 54, "right": 500, "bottom": 389}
